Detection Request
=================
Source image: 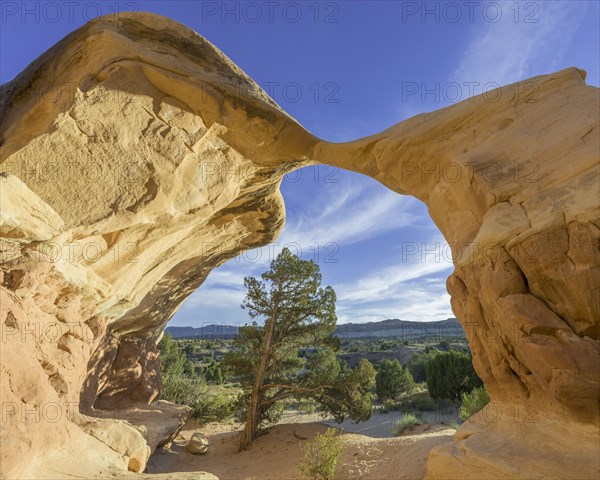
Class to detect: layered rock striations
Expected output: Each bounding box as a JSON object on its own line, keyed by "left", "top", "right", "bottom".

{"left": 0, "top": 12, "right": 598, "bottom": 480}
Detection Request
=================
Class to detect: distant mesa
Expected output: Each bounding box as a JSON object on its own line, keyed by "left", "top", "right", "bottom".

{"left": 334, "top": 318, "right": 463, "bottom": 339}
{"left": 166, "top": 324, "right": 240, "bottom": 339}
{"left": 166, "top": 318, "right": 464, "bottom": 340}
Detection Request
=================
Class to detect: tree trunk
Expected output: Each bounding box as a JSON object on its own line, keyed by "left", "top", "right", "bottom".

{"left": 239, "top": 310, "right": 277, "bottom": 451}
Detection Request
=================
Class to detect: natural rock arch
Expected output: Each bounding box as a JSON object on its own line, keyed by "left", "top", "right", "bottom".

{"left": 0, "top": 13, "right": 598, "bottom": 479}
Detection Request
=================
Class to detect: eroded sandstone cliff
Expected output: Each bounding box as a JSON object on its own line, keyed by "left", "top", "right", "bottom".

{"left": 0, "top": 12, "right": 598, "bottom": 480}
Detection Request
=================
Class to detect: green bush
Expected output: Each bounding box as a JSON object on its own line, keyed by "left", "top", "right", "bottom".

{"left": 376, "top": 397, "right": 399, "bottom": 413}
{"left": 203, "top": 359, "right": 224, "bottom": 384}
{"left": 159, "top": 334, "right": 235, "bottom": 422}
{"left": 375, "top": 359, "right": 415, "bottom": 400}
{"left": 410, "top": 393, "right": 437, "bottom": 412}
{"left": 391, "top": 412, "right": 421, "bottom": 436}
{"left": 388, "top": 389, "right": 437, "bottom": 413}
{"left": 193, "top": 389, "right": 236, "bottom": 422}
{"left": 406, "top": 351, "right": 438, "bottom": 383}
{"left": 299, "top": 428, "right": 345, "bottom": 480}
{"left": 459, "top": 386, "right": 490, "bottom": 421}
{"left": 158, "top": 333, "right": 187, "bottom": 377}
{"left": 161, "top": 374, "right": 234, "bottom": 422}
{"left": 425, "top": 350, "right": 482, "bottom": 400}
{"left": 162, "top": 373, "right": 208, "bottom": 406}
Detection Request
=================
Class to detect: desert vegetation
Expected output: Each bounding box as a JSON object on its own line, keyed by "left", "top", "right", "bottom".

{"left": 158, "top": 333, "right": 237, "bottom": 422}
{"left": 298, "top": 428, "right": 345, "bottom": 480}
{"left": 459, "top": 386, "right": 490, "bottom": 421}
{"left": 159, "top": 292, "right": 486, "bottom": 433}
{"left": 375, "top": 359, "right": 415, "bottom": 400}
{"left": 153, "top": 248, "right": 493, "bottom": 480}
{"left": 391, "top": 412, "right": 422, "bottom": 436}
{"left": 152, "top": 251, "right": 498, "bottom": 479}
{"left": 425, "top": 350, "right": 483, "bottom": 400}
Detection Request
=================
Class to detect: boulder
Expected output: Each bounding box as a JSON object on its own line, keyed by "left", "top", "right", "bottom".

{"left": 187, "top": 433, "right": 209, "bottom": 454}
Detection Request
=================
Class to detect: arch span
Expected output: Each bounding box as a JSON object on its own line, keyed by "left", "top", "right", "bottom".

{"left": 1, "top": 13, "right": 598, "bottom": 479}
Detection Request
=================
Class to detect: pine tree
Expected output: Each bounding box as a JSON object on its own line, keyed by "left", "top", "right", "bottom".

{"left": 375, "top": 359, "right": 415, "bottom": 400}
{"left": 203, "top": 359, "right": 224, "bottom": 384}
{"left": 223, "top": 248, "right": 375, "bottom": 451}
{"left": 158, "top": 333, "right": 186, "bottom": 377}
{"left": 425, "top": 350, "right": 482, "bottom": 400}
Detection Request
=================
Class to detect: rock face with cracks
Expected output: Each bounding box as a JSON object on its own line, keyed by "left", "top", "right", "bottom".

{"left": 0, "top": 12, "right": 598, "bottom": 480}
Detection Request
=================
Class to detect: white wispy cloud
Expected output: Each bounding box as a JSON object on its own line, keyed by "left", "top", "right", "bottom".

{"left": 336, "top": 286, "right": 452, "bottom": 324}
{"left": 336, "top": 255, "right": 453, "bottom": 304}
{"left": 211, "top": 174, "right": 418, "bottom": 275}
{"left": 452, "top": 1, "right": 587, "bottom": 90}
{"left": 278, "top": 180, "right": 418, "bottom": 250}
{"left": 397, "top": 2, "right": 586, "bottom": 121}
{"left": 184, "top": 286, "right": 243, "bottom": 308}
{"left": 334, "top": 231, "right": 454, "bottom": 322}
{"left": 178, "top": 174, "right": 419, "bottom": 322}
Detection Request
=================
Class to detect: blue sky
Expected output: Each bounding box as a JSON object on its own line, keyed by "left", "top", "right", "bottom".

{"left": 2, "top": 1, "right": 598, "bottom": 326}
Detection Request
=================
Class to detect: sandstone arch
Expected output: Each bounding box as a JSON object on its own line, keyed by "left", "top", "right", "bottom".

{"left": 0, "top": 13, "right": 598, "bottom": 479}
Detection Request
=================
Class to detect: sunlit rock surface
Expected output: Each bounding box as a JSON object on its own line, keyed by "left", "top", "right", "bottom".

{"left": 0, "top": 12, "right": 598, "bottom": 479}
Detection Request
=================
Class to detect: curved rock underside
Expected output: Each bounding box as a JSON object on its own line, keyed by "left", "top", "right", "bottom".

{"left": 0, "top": 12, "right": 598, "bottom": 480}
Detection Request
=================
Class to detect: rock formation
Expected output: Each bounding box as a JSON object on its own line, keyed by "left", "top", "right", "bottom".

{"left": 0, "top": 12, "right": 598, "bottom": 480}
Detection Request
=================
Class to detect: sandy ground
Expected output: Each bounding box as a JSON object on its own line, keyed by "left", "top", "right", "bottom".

{"left": 147, "top": 412, "right": 456, "bottom": 480}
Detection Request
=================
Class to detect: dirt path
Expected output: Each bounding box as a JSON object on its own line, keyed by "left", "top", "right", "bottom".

{"left": 147, "top": 415, "right": 455, "bottom": 480}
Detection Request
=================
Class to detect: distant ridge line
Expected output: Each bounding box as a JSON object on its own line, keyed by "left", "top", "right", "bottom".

{"left": 166, "top": 317, "right": 464, "bottom": 340}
